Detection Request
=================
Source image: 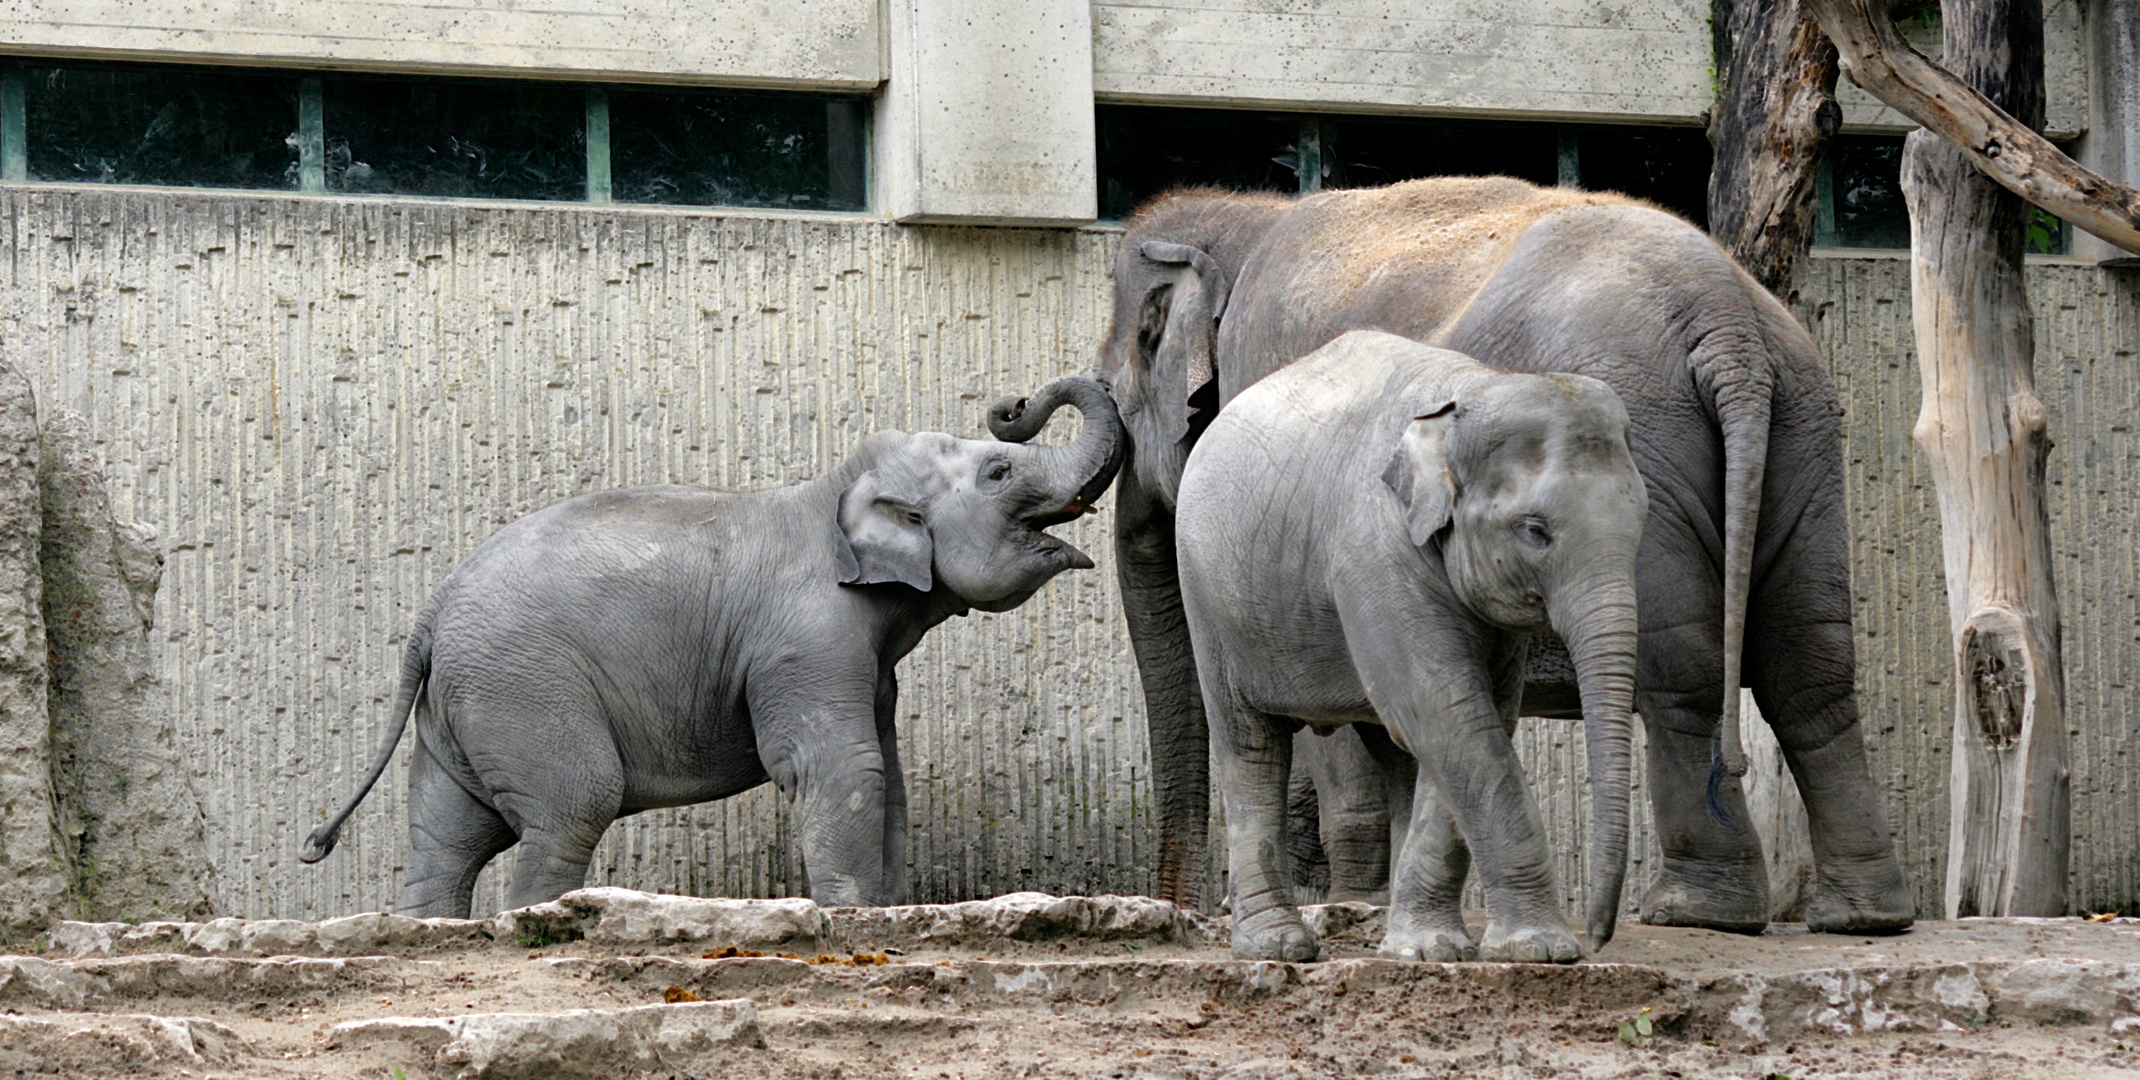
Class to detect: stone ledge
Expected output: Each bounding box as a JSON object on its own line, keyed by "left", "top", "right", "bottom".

{"left": 330, "top": 999, "right": 764, "bottom": 1080}
{"left": 830, "top": 891, "right": 1217, "bottom": 949}
{"left": 43, "top": 888, "right": 1211, "bottom": 957}
{"left": 0, "top": 1012, "right": 249, "bottom": 1069}
{"left": 0, "top": 954, "right": 432, "bottom": 1009}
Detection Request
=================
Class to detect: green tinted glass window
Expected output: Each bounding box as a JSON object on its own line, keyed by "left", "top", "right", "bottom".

{"left": 323, "top": 77, "right": 584, "bottom": 200}
{"left": 607, "top": 89, "right": 866, "bottom": 211}
{"left": 22, "top": 65, "right": 299, "bottom": 188}
{"left": 1820, "top": 134, "right": 2068, "bottom": 254}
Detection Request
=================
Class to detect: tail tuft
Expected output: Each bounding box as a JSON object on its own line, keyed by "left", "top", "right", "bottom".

{"left": 1705, "top": 725, "right": 1744, "bottom": 831}
{"left": 299, "top": 826, "right": 339, "bottom": 864}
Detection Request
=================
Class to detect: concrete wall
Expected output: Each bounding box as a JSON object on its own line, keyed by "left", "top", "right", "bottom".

{"left": 0, "top": 0, "right": 882, "bottom": 89}
{"left": 1091, "top": 0, "right": 2090, "bottom": 136}
{"left": 6, "top": 187, "right": 2138, "bottom": 921}
{"left": 877, "top": 0, "right": 1098, "bottom": 225}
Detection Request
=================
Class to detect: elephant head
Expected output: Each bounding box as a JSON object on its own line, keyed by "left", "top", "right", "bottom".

{"left": 1097, "top": 193, "right": 1291, "bottom": 508}
{"left": 837, "top": 376, "right": 1124, "bottom": 612}
{"left": 1383, "top": 373, "right": 1647, "bottom": 947}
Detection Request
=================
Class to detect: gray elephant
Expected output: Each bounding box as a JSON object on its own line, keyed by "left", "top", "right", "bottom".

{"left": 1096, "top": 176, "right": 1911, "bottom": 935}
{"left": 1180, "top": 331, "right": 1645, "bottom": 963}
{"left": 301, "top": 377, "right": 1122, "bottom": 917}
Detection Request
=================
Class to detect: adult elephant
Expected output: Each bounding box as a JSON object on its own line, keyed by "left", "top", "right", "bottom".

{"left": 1088, "top": 177, "right": 1911, "bottom": 935}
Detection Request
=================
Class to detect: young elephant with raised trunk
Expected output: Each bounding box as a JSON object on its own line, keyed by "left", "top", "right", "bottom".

{"left": 301, "top": 377, "right": 1122, "bottom": 918}
{"left": 1177, "top": 332, "right": 1645, "bottom": 963}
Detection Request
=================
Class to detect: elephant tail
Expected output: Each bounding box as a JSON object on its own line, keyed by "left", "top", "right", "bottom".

{"left": 1691, "top": 315, "right": 1775, "bottom": 830}
{"left": 300, "top": 604, "right": 437, "bottom": 863}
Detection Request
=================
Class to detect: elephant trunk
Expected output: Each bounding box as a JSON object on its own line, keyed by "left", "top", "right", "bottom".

{"left": 988, "top": 376, "right": 1126, "bottom": 511}
{"left": 1552, "top": 579, "right": 1640, "bottom": 950}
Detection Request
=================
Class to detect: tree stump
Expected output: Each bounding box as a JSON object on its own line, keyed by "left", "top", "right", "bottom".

{"left": 1901, "top": 0, "right": 2069, "bottom": 917}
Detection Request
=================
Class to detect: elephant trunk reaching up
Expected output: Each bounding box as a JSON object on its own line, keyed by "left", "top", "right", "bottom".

{"left": 988, "top": 375, "right": 1128, "bottom": 515}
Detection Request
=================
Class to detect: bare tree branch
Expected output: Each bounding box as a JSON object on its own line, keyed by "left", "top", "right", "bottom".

{"left": 1806, "top": 0, "right": 2140, "bottom": 255}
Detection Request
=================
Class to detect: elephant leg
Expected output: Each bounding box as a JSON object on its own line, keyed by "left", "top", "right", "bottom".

{"left": 1378, "top": 633, "right": 1516, "bottom": 962}
{"left": 396, "top": 729, "right": 516, "bottom": 919}
{"left": 753, "top": 670, "right": 888, "bottom": 907}
{"left": 1300, "top": 726, "right": 1393, "bottom": 903}
{"left": 1381, "top": 767, "right": 1476, "bottom": 961}
{"left": 1337, "top": 602, "right": 1574, "bottom": 963}
{"left": 1116, "top": 473, "right": 1214, "bottom": 908}
{"left": 1635, "top": 537, "right": 1772, "bottom": 934}
{"left": 1286, "top": 747, "right": 1332, "bottom": 902}
{"left": 1210, "top": 689, "right": 1315, "bottom": 962}
{"left": 1743, "top": 462, "right": 1912, "bottom": 932}
{"left": 875, "top": 671, "right": 911, "bottom": 906}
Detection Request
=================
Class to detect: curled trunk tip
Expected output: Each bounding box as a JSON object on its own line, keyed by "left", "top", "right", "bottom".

{"left": 987, "top": 375, "right": 1126, "bottom": 510}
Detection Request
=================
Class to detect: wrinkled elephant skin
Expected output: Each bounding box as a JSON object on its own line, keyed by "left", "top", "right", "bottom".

{"left": 301, "top": 378, "right": 1124, "bottom": 917}
{"left": 1102, "top": 177, "right": 1912, "bottom": 935}
{"left": 1179, "top": 332, "right": 1644, "bottom": 963}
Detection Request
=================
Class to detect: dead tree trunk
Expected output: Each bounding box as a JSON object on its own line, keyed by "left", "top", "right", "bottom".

{"left": 1900, "top": 0, "right": 2069, "bottom": 917}
{"left": 1706, "top": 0, "right": 1842, "bottom": 307}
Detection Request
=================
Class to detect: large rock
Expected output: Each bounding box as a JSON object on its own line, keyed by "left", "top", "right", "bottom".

{"left": 0, "top": 361, "right": 68, "bottom": 942}
{"left": 37, "top": 410, "right": 216, "bottom": 922}
{"left": 0, "top": 1012, "right": 248, "bottom": 1071}
{"left": 490, "top": 887, "right": 832, "bottom": 951}
{"left": 834, "top": 891, "right": 1216, "bottom": 949}
{"left": 331, "top": 999, "right": 765, "bottom": 1079}
{"left": 48, "top": 910, "right": 493, "bottom": 957}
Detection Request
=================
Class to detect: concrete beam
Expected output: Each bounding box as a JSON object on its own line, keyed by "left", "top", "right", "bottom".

{"left": 2074, "top": 0, "right": 2139, "bottom": 263}
{"left": 0, "top": 1, "right": 882, "bottom": 91}
{"left": 876, "top": 0, "right": 1097, "bottom": 226}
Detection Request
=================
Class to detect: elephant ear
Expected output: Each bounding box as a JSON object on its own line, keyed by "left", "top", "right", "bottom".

{"left": 1381, "top": 401, "right": 1459, "bottom": 546}
{"left": 835, "top": 467, "right": 933, "bottom": 591}
{"left": 1137, "top": 240, "right": 1231, "bottom": 445}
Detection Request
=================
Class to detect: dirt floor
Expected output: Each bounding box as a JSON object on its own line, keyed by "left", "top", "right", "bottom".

{"left": 3, "top": 894, "right": 2138, "bottom": 1079}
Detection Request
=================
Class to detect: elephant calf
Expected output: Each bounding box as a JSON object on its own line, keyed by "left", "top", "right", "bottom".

{"left": 1177, "top": 331, "right": 1645, "bottom": 963}
{"left": 302, "top": 377, "right": 1122, "bottom": 917}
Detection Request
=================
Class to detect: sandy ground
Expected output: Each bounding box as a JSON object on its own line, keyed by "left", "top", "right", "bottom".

{"left": 4, "top": 908, "right": 2139, "bottom": 1079}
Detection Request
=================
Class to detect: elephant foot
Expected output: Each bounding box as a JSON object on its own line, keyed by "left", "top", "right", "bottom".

{"left": 1477, "top": 921, "right": 1581, "bottom": 964}
{"left": 1379, "top": 924, "right": 1476, "bottom": 963}
{"left": 1639, "top": 865, "right": 1769, "bottom": 935}
{"left": 1231, "top": 905, "right": 1320, "bottom": 963}
{"left": 1804, "top": 875, "right": 1915, "bottom": 935}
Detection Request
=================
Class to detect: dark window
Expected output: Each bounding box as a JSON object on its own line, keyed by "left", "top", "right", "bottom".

{"left": 322, "top": 77, "right": 585, "bottom": 200}
{"left": 608, "top": 90, "right": 866, "bottom": 211}
{"left": 1097, "top": 106, "right": 1303, "bottom": 220}
{"left": 22, "top": 64, "right": 299, "bottom": 189}
{"left": 1826, "top": 135, "right": 1910, "bottom": 249}
{"left": 1819, "top": 133, "right": 2068, "bottom": 254}
{"left": 1097, "top": 105, "right": 1711, "bottom": 227}
{"left": 1319, "top": 116, "right": 1560, "bottom": 193}
{"left": 1573, "top": 125, "right": 1713, "bottom": 229}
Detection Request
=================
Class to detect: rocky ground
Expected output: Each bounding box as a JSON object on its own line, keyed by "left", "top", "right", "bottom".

{"left": 2, "top": 889, "right": 2138, "bottom": 1079}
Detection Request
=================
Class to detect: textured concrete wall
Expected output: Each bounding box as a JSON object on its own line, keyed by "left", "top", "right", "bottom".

{"left": 1806, "top": 254, "right": 2140, "bottom": 920}
{"left": 0, "top": 0, "right": 881, "bottom": 89}
{"left": 1091, "top": 0, "right": 2087, "bottom": 135}
{"left": 5, "top": 188, "right": 1136, "bottom": 919}
{"left": 6, "top": 187, "right": 2138, "bottom": 921}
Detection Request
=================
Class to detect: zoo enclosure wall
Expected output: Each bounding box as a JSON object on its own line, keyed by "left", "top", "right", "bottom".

{"left": 6, "top": 186, "right": 2138, "bottom": 922}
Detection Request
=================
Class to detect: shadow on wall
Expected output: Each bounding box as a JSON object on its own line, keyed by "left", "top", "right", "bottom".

{"left": 0, "top": 361, "right": 216, "bottom": 940}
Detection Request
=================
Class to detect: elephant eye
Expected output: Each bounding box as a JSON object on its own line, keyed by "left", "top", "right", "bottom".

{"left": 985, "top": 461, "right": 1012, "bottom": 483}
{"left": 1514, "top": 515, "right": 1553, "bottom": 550}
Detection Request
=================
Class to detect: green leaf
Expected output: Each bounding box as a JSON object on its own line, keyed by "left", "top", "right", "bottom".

{"left": 1635, "top": 1015, "right": 1652, "bottom": 1037}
